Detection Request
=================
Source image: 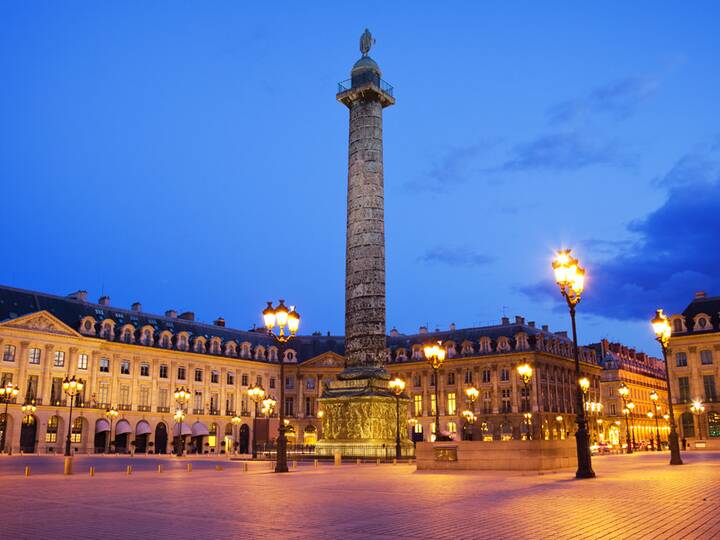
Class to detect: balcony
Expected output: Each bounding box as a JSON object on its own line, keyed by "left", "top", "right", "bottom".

{"left": 338, "top": 75, "right": 394, "bottom": 98}
{"left": 118, "top": 404, "right": 132, "bottom": 411}
{"left": 49, "top": 399, "right": 67, "bottom": 407}
{"left": 208, "top": 409, "right": 220, "bottom": 416}
{"left": 225, "top": 410, "right": 236, "bottom": 417}
{"left": 192, "top": 408, "right": 205, "bottom": 415}
{"left": 137, "top": 405, "right": 151, "bottom": 412}
{"left": 156, "top": 406, "right": 170, "bottom": 413}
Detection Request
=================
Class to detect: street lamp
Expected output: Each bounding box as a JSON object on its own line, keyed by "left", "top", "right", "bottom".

{"left": 464, "top": 386, "right": 479, "bottom": 440}
{"left": 517, "top": 363, "right": 533, "bottom": 439}
{"left": 247, "top": 383, "right": 266, "bottom": 459}
{"left": 649, "top": 390, "right": 662, "bottom": 451}
{"left": 651, "top": 309, "right": 683, "bottom": 465}
{"left": 105, "top": 406, "right": 119, "bottom": 453}
{"left": 21, "top": 402, "right": 37, "bottom": 424}
{"left": 690, "top": 400, "right": 705, "bottom": 440}
{"left": 423, "top": 341, "right": 448, "bottom": 442}
{"left": 388, "top": 377, "right": 406, "bottom": 459}
{"left": 62, "top": 375, "right": 84, "bottom": 474}
{"left": 231, "top": 415, "right": 242, "bottom": 454}
{"left": 618, "top": 383, "right": 632, "bottom": 454}
{"left": 462, "top": 409, "right": 476, "bottom": 440}
{"left": 627, "top": 401, "right": 637, "bottom": 449}
{"left": 173, "top": 386, "right": 190, "bottom": 456}
{"left": 552, "top": 249, "right": 594, "bottom": 478}
{"left": 0, "top": 383, "right": 19, "bottom": 453}
{"left": 262, "top": 300, "right": 300, "bottom": 474}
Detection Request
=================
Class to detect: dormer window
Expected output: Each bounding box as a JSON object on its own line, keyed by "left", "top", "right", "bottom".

{"left": 698, "top": 318, "right": 708, "bottom": 329}
{"left": 673, "top": 319, "right": 683, "bottom": 333}
{"left": 160, "top": 334, "right": 171, "bottom": 348}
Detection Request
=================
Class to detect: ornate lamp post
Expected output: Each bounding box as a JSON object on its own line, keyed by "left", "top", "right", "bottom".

{"left": 173, "top": 386, "right": 190, "bottom": 456}
{"left": 261, "top": 395, "right": 277, "bottom": 456}
{"left": 262, "top": 300, "right": 300, "bottom": 474}
{"left": 0, "top": 383, "right": 19, "bottom": 453}
{"left": 618, "top": 383, "right": 632, "bottom": 454}
{"left": 651, "top": 309, "right": 683, "bottom": 464}
{"left": 388, "top": 377, "right": 406, "bottom": 459}
{"left": 62, "top": 375, "right": 84, "bottom": 474}
{"left": 21, "top": 402, "right": 36, "bottom": 424}
{"left": 649, "top": 390, "right": 662, "bottom": 451}
{"left": 423, "top": 341, "right": 448, "bottom": 442}
{"left": 231, "top": 415, "right": 242, "bottom": 454}
{"left": 247, "top": 384, "right": 266, "bottom": 459}
{"left": 464, "top": 386, "right": 479, "bottom": 440}
{"left": 462, "top": 409, "right": 477, "bottom": 440}
{"left": 105, "top": 406, "right": 119, "bottom": 453}
{"left": 517, "top": 363, "right": 533, "bottom": 439}
{"left": 691, "top": 400, "right": 706, "bottom": 440}
{"left": 552, "top": 249, "right": 594, "bottom": 478}
{"left": 627, "top": 401, "right": 637, "bottom": 449}
{"left": 407, "top": 417, "right": 418, "bottom": 442}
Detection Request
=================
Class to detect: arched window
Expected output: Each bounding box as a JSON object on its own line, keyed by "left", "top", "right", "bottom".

{"left": 45, "top": 416, "right": 59, "bottom": 443}
{"left": 71, "top": 417, "right": 83, "bottom": 443}
{"left": 708, "top": 411, "right": 720, "bottom": 438}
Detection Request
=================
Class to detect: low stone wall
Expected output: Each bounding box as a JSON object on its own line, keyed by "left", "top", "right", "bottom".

{"left": 416, "top": 439, "right": 578, "bottom": 471}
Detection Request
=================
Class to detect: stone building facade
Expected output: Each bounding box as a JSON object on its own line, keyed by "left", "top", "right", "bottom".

{"left": 667, "top": 291, "right": 720, "bottom": 447}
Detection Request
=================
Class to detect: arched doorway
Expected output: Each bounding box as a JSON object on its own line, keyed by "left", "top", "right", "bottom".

{"left": 285, "top": 424, "right": 296, "bottom": 445}
{"left": 20, "top": 416, "right": 37, "bottom": 453}
{"left": 0, "top": 413, "right": 12, "bottom": 452}
{"left": 115, "top": 420, "right": 132, "bottom": 453}
{"left": 173, "top": 422, "right": 191, "bottom": 455}
{"left": 709, "top": 411, "right": 720, "bottom": 439}
{"left": 155, "top": 423, "right": 168, "bottom": 454}
{"left": 45, "top": 415, "right": 61, "bottom": 452}
{"left": 191, "top": 421, "right": 209, "bottom": 454}
{"left": 303, "top": 425, "right": 317, "bottom": 446}
{"left": 135, "top": 421, "right": 151, "bottom": 453}
{"left": 239, "top": 424, "right": 250, "bottom": 454}
{"left": 94, "top": 419, "right": 110, "bottom": 453}
{"left": 208, "top": 423, "right": 219, "bottom": 453}
{"left": 412, "top": 423, "right": 423, "bottom": 443}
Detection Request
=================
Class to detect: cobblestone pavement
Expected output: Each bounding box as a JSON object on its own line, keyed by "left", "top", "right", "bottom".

{"left": 1, "top": 451, "right": 719, "bottom": 539}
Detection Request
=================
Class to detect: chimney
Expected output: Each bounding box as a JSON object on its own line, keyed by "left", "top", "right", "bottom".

{"left": 98, "top": 295, "right": 110, "bottom": 306}
{"left": 695, "top": 291, "right": 707, "bottom": 299}
{"left": 419, "top": 326, "right": 428, "bottom": 334}
{"left": 542, "top": 324, "right": 549, "bottom": 332}
{"left": 515, "top": 315, "right": 525, "bottom": 325}
{"left": 528, "top": 321, "right": 536, "bottom": 328}
{"left": 179, "top": 311, "right": 195, "bottom": 321}
{"left": 390, "top": 327, "right": 399, "bottom": 337}
{"left": 67, "top": 290, "right": 88, "bottom": 302}
{"left": 165, "top": 310, "right": 177, "bottom": 318}
{"left": 213, "top": 317, "right": 226, "bottom": 327}
{"left": 131, "top": 302, "right": 142, "bottom": 312}
{"left": 501, "top": 317, "right": 510, "bottom": 325}
{"left": 450, "top": 323, "right": 456, "bottom": 331}
{"left": 555, "top": 331, "right": 568, "bottom": 338}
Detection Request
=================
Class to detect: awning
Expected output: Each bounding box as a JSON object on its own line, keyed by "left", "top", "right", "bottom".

{"left": 95, "top": 419, "right": 110, "bottom": 433}
{"left": 191, "top": 421, "right": 210, "bottom": 437}
{"left": 136, "top": 421, "right": 151, "bottom": 436}
{"left": 115, "top": 420, "right": 132, "bottom": 435}
{"left": 173, "top": 422, "right": 192, "bottom": 436}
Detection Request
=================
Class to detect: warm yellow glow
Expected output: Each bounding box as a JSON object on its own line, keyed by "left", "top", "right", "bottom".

{"left": 622, "top": 408, "right": 629, "bottom": 415}
{"left": 408, "top": 418, "right": 418, "bottom": 426}
{"left": 578, "top": 377, "right": 590, "bottom": 393}
{"left": 647, "top": 411, "right": 654, "bottom": 418}
{"left": 516, "top": 363, "right": 533, "bottom": 383}
{"left": 555, "top": 415, "right": 563, "bottom": 422}
{"left": 663, "top": 414, "right": 670, "bottom": 421}
{"left": 275, "top": 300, "right": 289, "bottom": 328}
{"left": 174, "top": 409, "right": 185, "bottom": 422}
{"left": 317, "top": 410, "right": 324, "bottom": 418}
{"left": 627, "top": 401, "right": 635, "bottom": 410}
{"left": 231, "top": 415, "right": 242, "bottom": 425}
{"left": 596, "top": 419, "right": 603, "bottom": 425}
{"left": 283, "top": 418, "right": 290, "bottom": 426}
{"left": 650, "top": 390, "right": 659, "bottom": 402}
{"left": 424, "top": 341, "right": 447, "bottom": 369}
{"left": 287, "top": 307, "right": 300, "bottom": 334}
{"left": 262, "top": 302, "right": 276, "bottom": 330}
{"left": 691, "top": 400, "right": 705, "bottom": 414}
{"left": 462, "top": 410, "right": 476, "bottom": 423}
{"left": 423, "top": 343, "right": 436, "bottom": 359}
{"left": 651, "top": 309, "right": 671, "bottom": 342}
{"left": 571, "top": 266, "right": 585, "bottom": 294}
{"left": 618, "top": 383, "right": 629, "bottom": 398}
{"left": 553, "top": 249, "right": 572, "bottom": 285}
{"left": 105, "top": 407, "right": 119, "bottom": 419}
{"left": 465, "top": 386, "right": 479, "bottom": 403}
{"left": 174, "top": 387, "right": 190, "bottom": 403}
{"left": 262, "top": 396, "right": 276, "bottom": 413}
{"left": 388, "top": 377, "right": 406, "bottom": 395}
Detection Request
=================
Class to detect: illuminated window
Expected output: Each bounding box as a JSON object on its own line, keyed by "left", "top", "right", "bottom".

{"left": 447, "top": 421, "right": 457, "bottom": 434}
{"left": 306, "top": 377, "right": 316, "bottom": 390}
{"left": 98, "top": 382, "right": 109, "bottom": 404}
{"left": 208, "top": 424, "right": 217, "bottom": 448}
{"left": 45, "top": 416, "right": 59, "bottom": 443}
{"left": 99, "top": 358, "right": 110, "bottom": 373}
{"left": 77, "top": 354, "right": 88, "bottom": 370}
{"left": 120, "top": 385, "right": 130, "bottom": 406}
{"left": 3, "top": 345, "right": 16, "bottom": 362}
{"left": 71, "top": 417, "right": 82, "bottom": 443}
{"left": 431, "top": 394, "right": 437, "bottom": 416}
{"left": 28, "top": 348, "right": 41, "bottom": 365}
{"left": 53, "top": 351, "right": 65, "bottom": 367}
{"left": 447, "top": 392, "right": 456, "bottom": 415}
{"left": 414, "top": 423, "right": 422, "bottom": 433}
{"left": 414, "top": 395, "right": 423, "bottom": 416}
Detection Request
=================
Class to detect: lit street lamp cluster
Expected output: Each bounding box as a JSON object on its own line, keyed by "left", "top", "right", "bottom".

{"left": 423, "top": 341, "right": 448, "bottom": 441}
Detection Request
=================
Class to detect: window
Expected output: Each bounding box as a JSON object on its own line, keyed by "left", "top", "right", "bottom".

{"left": 53, "top": 351, "right": 65, "bottom": 367}
{"left": 45, "top": 416, "right": 59, "bottom": 443}
{"left": 140, "top": 363, "right": 150, "bottom": 377}
{"left": 99, "top": 358, "right": 110, "bottom": 373}
{"left": 483, "top": 391, "right": 492, "bottom": 414}
{"left": 701, "top": 350, "right": 713, "bottom": 365}
{"left": 159, "top": 364, "right": 168, "bottom": 378}
{"left": 703, "top": 375, "right": 717, "bottom": 402}
{"left": 0, "top": 373, "right": 11, "bottom": 386}
{"left": 226, "top": 394, "right": 235, "bottom": 413}
{"left": 482, "top": 369, "right": 491, "bottom": 383}
{"left": 50, "top": 378, "right": 63, "bottom": 405}
{"left": 673, "top": 319, "right": 683, "bottom": 332}
{"left": 119, "top": 385, "right": 130, "bottom": 406}
{"left": 430, "top": 372, "right": 436, "bottom": 387}
{"left": 430, "top": 394, "right": 436, "bottom": 416}
{"left": 709, "top": 411, "right": 720, "bottom": 438}
{"left": 447, "top": 421, "right": 457, "bottom": 434}
{"left": 25, "top": 375, "right": 38, "bottom": 401}
{"left": 284, "top": 397, "right": 294, "bottom": 416}
{"left": 194, "top": 391, "right": 203, "bottom": 411}
{"left": 447, "top": 392, "right": 456, "bottom": 415}
{"left": 413, "top": 374, "right": 422, "bottom": 387}
{"left": 195, "top": 369, "right": 203, "bottom": 382}
{"left": 77, "top": 354, "right": 88, "bottom": 370}
{"left": 501, "top": 388, "right": 512, "bottom": 413}
{"left": 256, "top": 375, "right": 262, "bottom": 386}
{"left": 139, "top": 386, "right": 150, "bottom": 407}
{"left": 447, "top": 372, "right": 455, "bottom": 386}
{"left": 285, "top": 376, "right": 294, "bottom": 389}
{"left": 305, "top": 397, "right": 313, "bottom": 416}
{"left": 158, "top": 388, "right": 169, "bottom": 408}
{"left": 681, "top": 412, "right": 695, "bottom": 438}
{"left": 98, "top": 382, "right": 109, "bottom": 404}
{"left": 211, "top": 371, "right": 219, "bottom": 384}
{"left": 698, "top": 317, "right": 709, "bottom": 329}
{"left": 71, "top": 417, "right": 82, "bottom": 443}
{"left": 160, "top": 334, "right": 171, "bottom": 348}
{"left": 464, "top": 370, "right": 473, "bottom": 384}
{"left": 270, "top": 377, "right": 276, "bottom": 389}
{"left": 306, "top": 377, "right": 316, "bottom": 390}
{"left": 241, "top": 374, "right": 249, "bottom": 386}
{"left": 120, "top": 361, "right": 130, "bottom": 375}
{"left": 178, "top": 367, "right": 186, "bottom": 380}
{"left": 227, "top": 372, "right": 235, "bottom": 385}
{"left": 3, "top": 345, "right": 16, "bottom": 362}
{"left": 210, "top": 393, "right": 219, "bottom": 412}
{"left": 678, "top": 377, "right": 691, "bottom": 402}
{"left": 676, "top": 352, "right": 688, "bottom": 367}
{"left": 500, "top": 368, "right": 509, "bottom": 382}
{"left": 28, "top": 348, "right": 41, "bottom": 365}
{"left": 609, "top": 403, "right": 616, "bottom": 415}
{"left": 414, "top": 395, "right": 423, "bottom": 416}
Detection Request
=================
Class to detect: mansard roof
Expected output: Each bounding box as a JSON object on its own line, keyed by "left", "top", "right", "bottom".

{"left": 680, "top": 292, "right": 720, "bottom": 333}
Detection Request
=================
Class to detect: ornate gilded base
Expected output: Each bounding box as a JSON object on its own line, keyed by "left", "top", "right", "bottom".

{"left": 316, "top": 393, "right": 413, "bottom": 458}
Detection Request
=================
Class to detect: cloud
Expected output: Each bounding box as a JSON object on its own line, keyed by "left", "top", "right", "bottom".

{"left": 521, "top": 145, "right": 720, "bottom": 320}
{"left": 500, "top": 132, "right": 636, "bottom": 172}
{"left": 419, "top": 246, "right": 494, "bottom": 267}
{"left": 653, "top": 147, "right": 720, "bottom": 188}
{"left": 548, "top": 77, "right": 659, "bottom": 124}
{"left": 408, "top": 141, "right": 497, "bottom": 193}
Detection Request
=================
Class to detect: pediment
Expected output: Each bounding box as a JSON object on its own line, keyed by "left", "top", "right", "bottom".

{"left": 302, "top": 351, "right": 346, "bottom": 369}
{"left": 1, "top": 310, "right": 81, "bottom": 337}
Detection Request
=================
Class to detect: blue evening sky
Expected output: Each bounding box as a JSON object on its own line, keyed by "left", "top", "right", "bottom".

{"left": 2, "top": 2, "right": 719, "bottom": 354}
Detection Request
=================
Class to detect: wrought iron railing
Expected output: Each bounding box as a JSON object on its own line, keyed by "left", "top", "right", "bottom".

{"left": 156, "top": 406, "right": 170, "bottom": 413}
{"left": 337, "top": 77, "right": 394, "bottom": 97}
{"left": 137, "top": 405, "right": 151, "bottom": 412}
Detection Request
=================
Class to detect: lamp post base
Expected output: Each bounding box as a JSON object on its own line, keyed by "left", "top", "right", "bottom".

{"left": 63, "top": 456, "right": 73, "bottom": 475}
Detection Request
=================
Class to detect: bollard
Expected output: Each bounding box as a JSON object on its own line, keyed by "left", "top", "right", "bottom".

{"left": 334, "top": 450, "right": 342, "bottom": 466}
{"left": 244, "top": 462, "right": 249, "bottom": 472}
{"left": 63, "top": 456, "right": 73, "bottom": 475}
{"left": 313, "top": 459, "right": 318, "bottom": 468}
{"left": 89, "top": 466, "right": 95, "bottom": 477}
{"left": 187, "top": 463, "right": 192, "bottom": 473}
{"left": 215, "top": 464, "right": 223, "bottom": 471}
{"left": 376, "top": 458, "right": 380, "bottom": 466}
{"left": 126, "top": 465, "right": 132, "bottom": 475}
{"left": 157, "top": 464, "right": 163, "bottom": 473}
{"left": 393, "top": 458, "right": 397, "bottom": 465}
{"left": 24, "top": 466, "right": 30, "bottom": 477}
